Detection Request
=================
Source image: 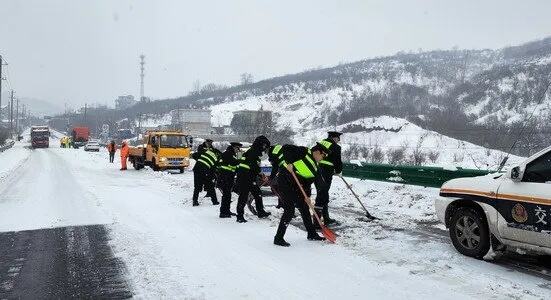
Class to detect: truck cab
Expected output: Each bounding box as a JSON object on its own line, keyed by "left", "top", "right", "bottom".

{"left": 30, "top": 126, "right": 50, "bottom": 148}
{"left": 437, "top": 146, "right": 551, "bottom": 258}
{"left": 129, "top": 131, "right": 192, "bottom": 173}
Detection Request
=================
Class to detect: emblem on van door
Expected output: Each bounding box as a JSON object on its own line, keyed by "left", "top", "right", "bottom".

{"left": 512, "top": 203, "right": 528, "bottom": 223}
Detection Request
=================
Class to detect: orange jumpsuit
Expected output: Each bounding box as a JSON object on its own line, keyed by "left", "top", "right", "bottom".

{"left": 120, "top": 143, "right": 129, "bottom": 170}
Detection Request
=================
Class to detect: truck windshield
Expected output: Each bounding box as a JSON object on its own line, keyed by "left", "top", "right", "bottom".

{"left": 31, "top": 131, "right": 49, "bottom": 139}
{"left": 160, "top": 135, "right": 189, "bottom": 148}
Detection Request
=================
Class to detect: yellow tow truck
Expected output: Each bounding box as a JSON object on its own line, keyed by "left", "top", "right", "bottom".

{"left": 128, "top": 130, "right": 192, "bottom": 173}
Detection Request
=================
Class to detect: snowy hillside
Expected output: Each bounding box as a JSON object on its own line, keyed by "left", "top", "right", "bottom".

{"left": 120, "top": 36, "right": 551, "bottom": 158}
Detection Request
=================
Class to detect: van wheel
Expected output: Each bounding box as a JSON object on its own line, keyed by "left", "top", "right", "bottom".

{"left": 449, "top": 207, "right": 490, "bottom": 259}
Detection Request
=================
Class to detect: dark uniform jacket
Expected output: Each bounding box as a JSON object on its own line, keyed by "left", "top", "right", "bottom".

{"left": 236, "top": 146, "right": 263, "bottom": 180}
{"left": 219, "top": 146, "right": 239, "bottom": 173}
{"left": 268, "top": 145, "right": 283, "bottom": 179}
{"left": 280, "top": 144, "right": 319, "bottom": 186}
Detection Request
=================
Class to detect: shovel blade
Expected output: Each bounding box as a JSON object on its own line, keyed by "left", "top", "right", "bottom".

{"left": 320, "top": 225, "right": 337, "bottom": 243}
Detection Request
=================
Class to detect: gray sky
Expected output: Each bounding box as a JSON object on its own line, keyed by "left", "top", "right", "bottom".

{"left": 1, "top": 0, "right": 551, "bottom": 108}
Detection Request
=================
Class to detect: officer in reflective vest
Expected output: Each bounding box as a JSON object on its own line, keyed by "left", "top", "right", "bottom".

{"left": 273, "top": 143, "right": 330, "bottom": 247}
{"left": 191, "top": 140, "right": 220, "bottom": 206}
{"left": 217, "top": 142, "right": 242, "bottom": 218}
{"left": 314, "top": 131, "right": 343, "bottom": 225}
{"left": 235, "top": 135, "right": 271, "bottom": 223}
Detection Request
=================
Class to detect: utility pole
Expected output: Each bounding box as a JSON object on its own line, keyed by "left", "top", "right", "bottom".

{"left": 0, "top": 55, "right": 5, "bottom": 122}
{"left": 84, "top": 103, "right": 87, "bottom": 123}
{"left": 15, "top": 98, "right": 19, "bottom": 135}
{"left": 9, "top": 90, "right": 14, "bottom": 135}
{"left": 22, "top": 104, "right": 26, "bottom": 128}
{"left": 139, "top": 54, "right": 145, "bottom": 101}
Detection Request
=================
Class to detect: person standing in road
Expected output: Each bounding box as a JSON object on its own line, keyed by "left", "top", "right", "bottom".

{"left": 191, "top": 141, "right": 220, "bottom": 206}
{"left": 235, "top": 135, "right": 271, "bottom": 223}
{"left": 273, "top": 143, "right": 329, "bottom": 247}
{"left": 217, "top": 142, "right": 242, "bottom": 218}
{"left": 107, "top": 140, "right": 116, "bottom": 163}
{"left": 120, "top": 140, "right": 129, "bottom": 171}
{"left": 314, "top": 131, "right": 343, "bottom": 225}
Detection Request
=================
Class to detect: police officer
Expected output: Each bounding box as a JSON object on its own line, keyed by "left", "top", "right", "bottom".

{"left": 235, "top": 135, "right": 271, "bottom": 223}
{"left": 315, "top": 131, "right": 343, "bottom": 225}
{"left": 273, "top": 143, "right": 330, "bottom": 247}
{"left": 191, "top": 140, "right": 220, "bottom": 206}
{"left": 218, "top": 142, "right": 242, "bottom": 218}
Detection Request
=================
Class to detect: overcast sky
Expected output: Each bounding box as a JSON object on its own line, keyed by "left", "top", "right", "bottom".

{"left": 1, "top": 0, "right": 551, "bottom": 108}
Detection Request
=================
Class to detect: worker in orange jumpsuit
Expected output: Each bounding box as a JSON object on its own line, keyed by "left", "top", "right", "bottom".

{"left": 120, "top": 141, "right": 129, "bottom": 171}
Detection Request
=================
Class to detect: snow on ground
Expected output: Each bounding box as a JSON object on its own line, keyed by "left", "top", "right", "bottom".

{"left": 0, "top": 137, "right": 548, "bottom": 299}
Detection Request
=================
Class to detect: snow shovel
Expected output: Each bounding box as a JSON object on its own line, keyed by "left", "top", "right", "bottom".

{"left": 289, "top": 170, "right": 337, "bottom": 243}
{"left": 338, "top": 175, "right": 379, "bottom": 221}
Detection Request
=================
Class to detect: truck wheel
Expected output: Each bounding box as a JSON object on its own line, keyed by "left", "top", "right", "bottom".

{"left": 179, "top": 168, "right": 185, "bottom": 174}
{"left": 133, "top": 160, "right": 140, "bottom": 170}
{"left": 449, "top": 207, "right": 490, "bottom": 259}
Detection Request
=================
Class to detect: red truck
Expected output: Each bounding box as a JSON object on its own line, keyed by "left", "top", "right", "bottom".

{"left": 71, "top": 127, "right": 90, "bottom": 147}
{"left": 30, "top": 126, "right": 50, "bottom": 148}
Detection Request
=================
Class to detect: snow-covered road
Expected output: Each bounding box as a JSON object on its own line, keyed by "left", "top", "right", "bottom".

{"left": 1, "top": 137, "right": 550, "bottom": 299}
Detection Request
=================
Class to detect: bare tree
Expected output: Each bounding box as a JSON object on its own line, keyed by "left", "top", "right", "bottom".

{"left": 428, "top": 151, "right": 440, "bottom": 164}
{"left": 240, "top": 73, "right": 254, "bottom": 85}
{"left": 370, "top": 144, "right": 385, "bottom": 163}
{"left": 190, "top": 80, "right": 202, "bottom": 96}
{"left": 387, "top": 146, "right": 406, "bottom": 165}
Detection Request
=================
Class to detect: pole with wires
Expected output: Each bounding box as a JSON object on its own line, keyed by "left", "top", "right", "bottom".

{"left": 10, "top": 90, "right": 14, "bottom": 136}
{"left": 0, "top": 55, "right": 4, "bottom": 123}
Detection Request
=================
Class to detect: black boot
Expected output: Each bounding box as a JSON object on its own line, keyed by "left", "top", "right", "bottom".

{"left": 236, "top": 216, "right": 247, "bottom": 223}
{"left": 257, "top": 210, "right": 271, "bottom": 219}
{"left": 219, "top": 212, "right": 232, "bottom": 218}
{"left": 323, "top": 206, "right": 338, "bottom": 225}
{"left": 274, "top": 237, "right": 291, "bottom": 247}
{"left": 212, "top": 200, "right": 220, "bottom": 205}
{"left": 274, "top": 221, "right": 290, "bottom": 247}
{"left": 307, "top": 232, "right": 326, "bottom": 241}
{"left": 193, "top": 201, "right": 199, "bottom": 206}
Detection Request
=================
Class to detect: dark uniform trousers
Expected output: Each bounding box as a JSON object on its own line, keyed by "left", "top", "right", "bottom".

{"left": 218, "top": 171, "right": 235, "bottom": 214}
{"left": 314, "top": 166, "right": 333, "bottom": 209}
{"left": 236, "top": 173, "right": 265, "bottom": 217}
{"left": 275, "top": 170, "right": 316, "bottom": 238}
{"left": 193, "top": 163, "right": 218, "bottom": 204}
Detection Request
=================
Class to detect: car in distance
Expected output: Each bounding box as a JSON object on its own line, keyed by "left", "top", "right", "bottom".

{"left": 84, "top": 139, "right": 101, "bottom": 152}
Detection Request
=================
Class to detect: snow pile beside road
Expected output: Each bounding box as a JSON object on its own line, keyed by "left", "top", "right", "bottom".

{"left": 0, "top": 137, "right": 31, "bottom": 185}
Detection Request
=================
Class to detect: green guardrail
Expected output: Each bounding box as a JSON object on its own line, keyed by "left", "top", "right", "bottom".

{"left": 342, "top": 163, "right": 495, "bottom": 188}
